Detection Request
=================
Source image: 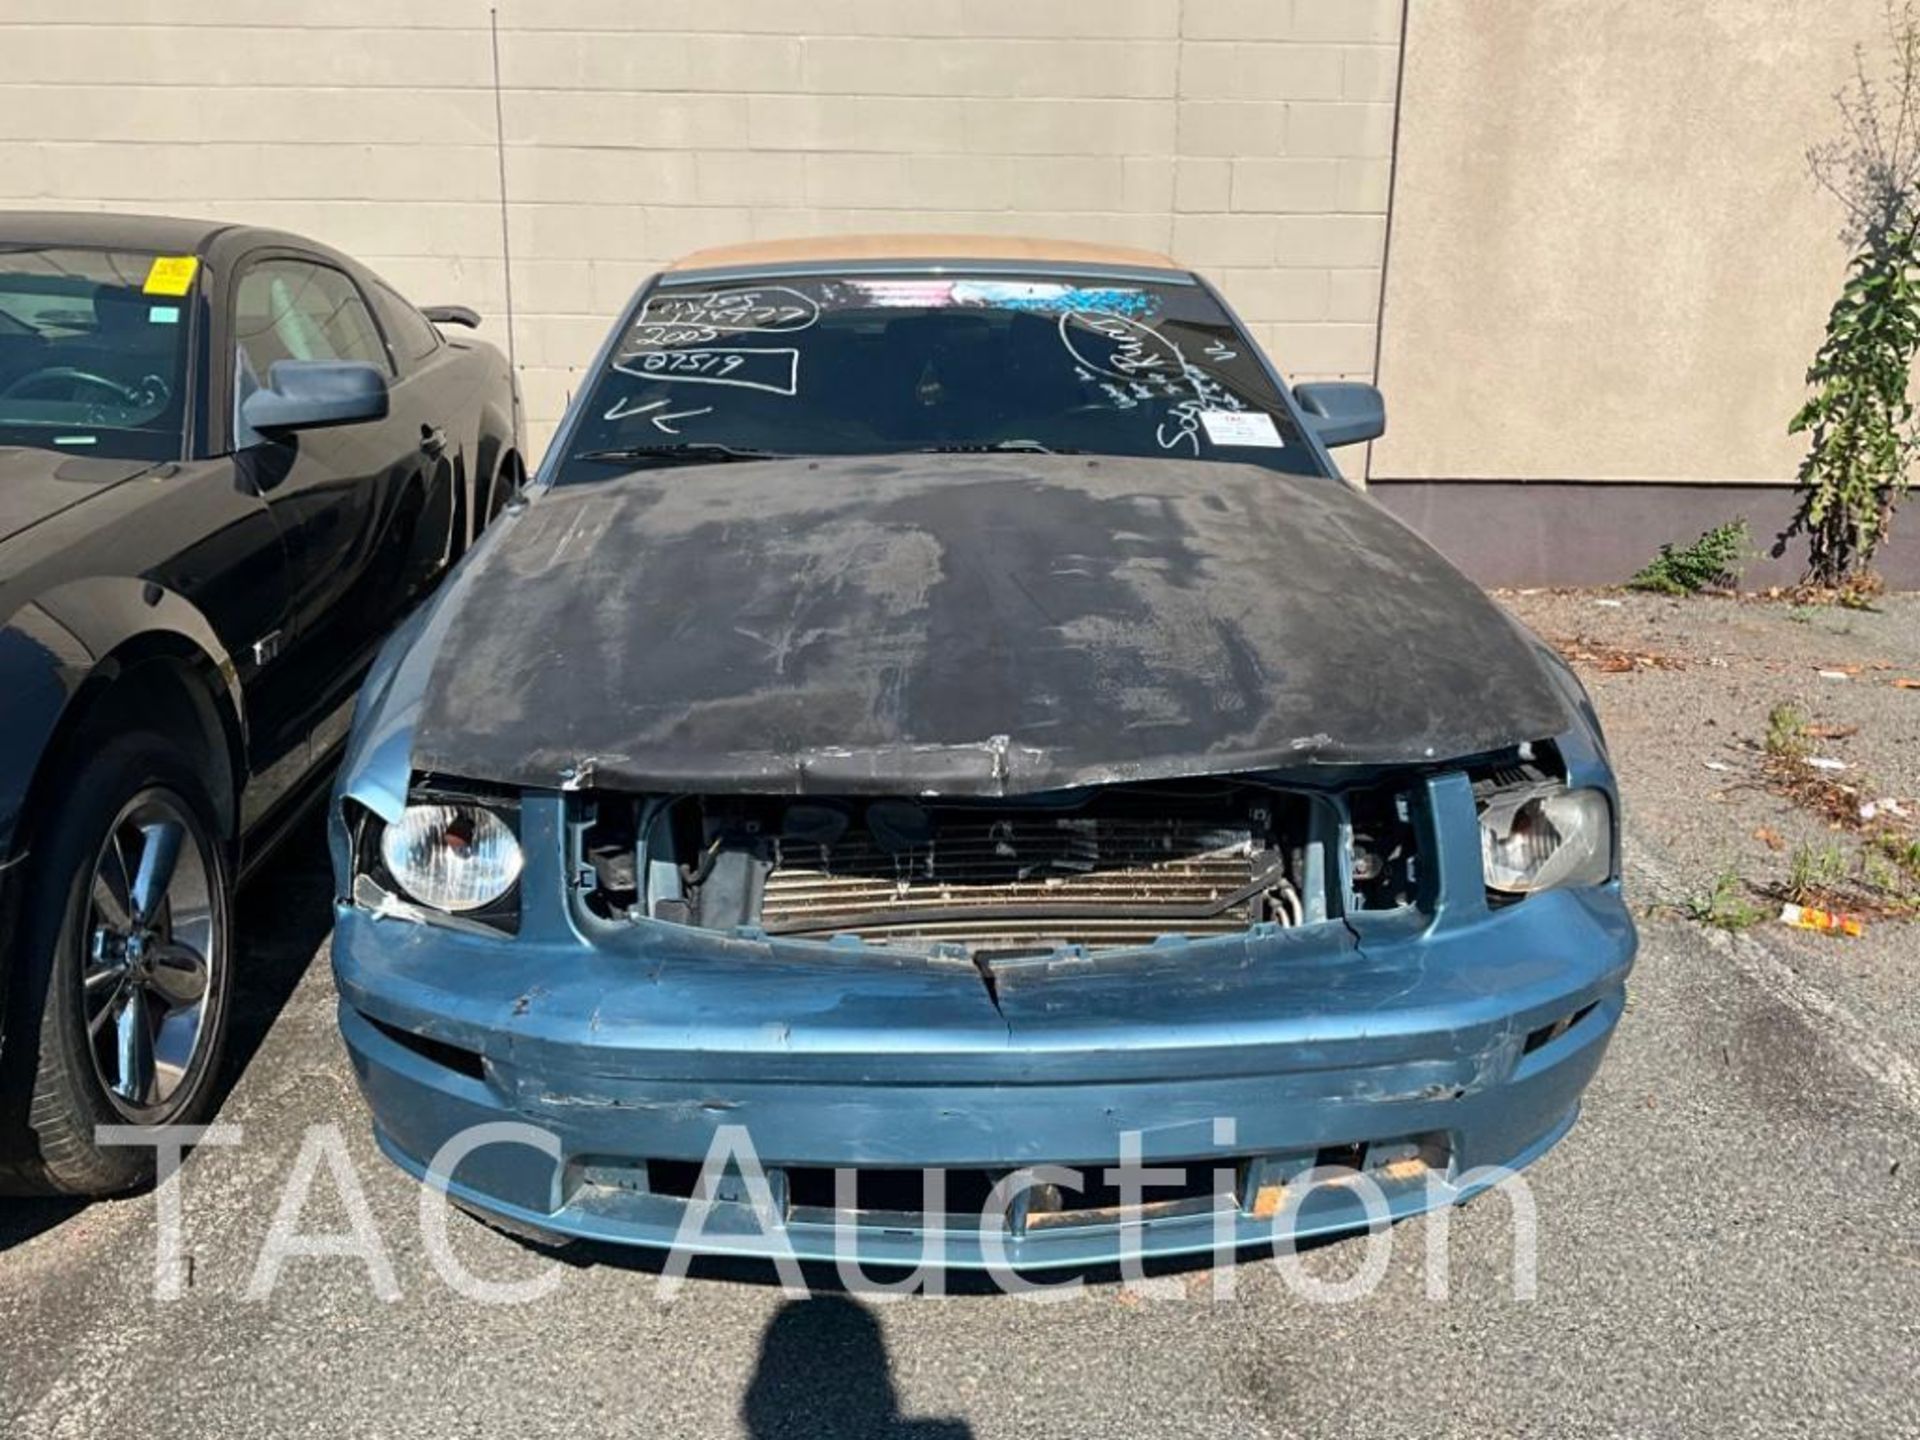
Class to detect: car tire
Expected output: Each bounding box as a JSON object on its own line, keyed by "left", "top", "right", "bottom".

{"left": 0, "top": 731, "right": 234, "bottom": 1197}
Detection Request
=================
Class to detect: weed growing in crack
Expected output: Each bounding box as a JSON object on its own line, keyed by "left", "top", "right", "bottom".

{"left": 1685, "top": 868, "right": 1769, "bottom": 931}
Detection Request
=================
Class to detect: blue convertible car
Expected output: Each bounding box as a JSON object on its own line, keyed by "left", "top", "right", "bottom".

{"left": 330, "top": 236, "right": 1636, "bottom": 1268}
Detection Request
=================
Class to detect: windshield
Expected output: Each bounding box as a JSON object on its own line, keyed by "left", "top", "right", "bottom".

{"left": 558, "top": 273, "right": 1325, "bottom": 481}
{"left": 0, "top": 247, "right": 192, "bottom": 462}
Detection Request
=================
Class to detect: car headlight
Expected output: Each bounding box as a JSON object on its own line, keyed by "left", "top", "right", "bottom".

{"left": 379, "top": 803, "right": 523, "bottom": 912}
{"left": 1478, "top": 786, "right": 1612, "bottom": 894}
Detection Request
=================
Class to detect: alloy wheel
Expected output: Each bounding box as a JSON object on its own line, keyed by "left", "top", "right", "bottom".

{"left": 79, "top": 789, "right": 223, "bottom": 1119}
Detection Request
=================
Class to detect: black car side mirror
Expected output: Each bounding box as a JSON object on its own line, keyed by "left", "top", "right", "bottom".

{"left": 421, "top": 304, "right": 481, "bottom": 328}
{"left": 1293, "top": 382, "right": 1386, "bottom": 448}
{"left": 241, "top": 360, "right": 389, "bottom": 435}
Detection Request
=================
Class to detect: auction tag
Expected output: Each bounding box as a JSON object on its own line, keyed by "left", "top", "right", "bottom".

{"left": 1199, "top": 410, "right": 1284, "bottom": 447}
{"left": 143, "top": 255, "right": 199, "bottom": 296}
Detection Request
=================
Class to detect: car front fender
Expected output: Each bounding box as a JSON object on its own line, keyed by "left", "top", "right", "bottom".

{"left": 0, "top": 580, "right": 244, "bottom": 1047}
{"left": 1, "top": 579, "right": 242, "bottom": 853}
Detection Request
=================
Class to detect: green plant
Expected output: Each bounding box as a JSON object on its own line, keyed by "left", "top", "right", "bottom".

{"left": 1765, "top": 702, "right": 1811, "bottom": 763}
{"left": 1786, "top": 840, "right": 1853, "bottom": 901}
{"left": 1873, "top": 830, "right": 1920, "bottom": 877}
{"left": 1791, "top": 3, "right": 1920, "bottom": 585}
{"left": 1788, "top": 236, "right": 1920, "bottom": 583}
{"left": 1685, "top": 867, "right": 1768, "bottom": 931}
{"left": 1857, "top": 836, "right": 1920, "bottom": 912}
{"left": 1628, "top": 519, "right": 1750, "bottom": 595}
{"left": 1786, "top": 604, "right": 1818, "bottom": 623}
{"left": 1861, "top": 851, "right": 1911, "bottom": 902}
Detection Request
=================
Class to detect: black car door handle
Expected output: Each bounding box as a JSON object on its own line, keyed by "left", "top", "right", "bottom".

{"left": 419, "top": 426, "right": 447, "bottom": 457}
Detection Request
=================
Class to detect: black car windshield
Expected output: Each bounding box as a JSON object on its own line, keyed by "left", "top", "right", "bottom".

{"left": 558, "top": 272, "right": 1324, "bottom": 481}
{"left": 0, "top": 247, "right": 192, "bottom": 462}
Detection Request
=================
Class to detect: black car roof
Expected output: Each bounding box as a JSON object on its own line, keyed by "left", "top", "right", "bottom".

{"left": 0, "top": 210, "right": 240, "bottom": 254}
{"left": 0, "top": 210, "right": 335, "bottom": 262}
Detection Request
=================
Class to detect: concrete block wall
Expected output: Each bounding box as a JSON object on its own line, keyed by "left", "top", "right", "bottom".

{"left": 0, "top": 0, "right": 1403, "bottom": 460}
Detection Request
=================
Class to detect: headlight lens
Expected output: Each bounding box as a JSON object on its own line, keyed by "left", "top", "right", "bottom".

{"left": 379, "top": 803, "right": 523, "bottom": 912}
{"left": 1478, "top": 787, "right": 1612, "bottom": 894}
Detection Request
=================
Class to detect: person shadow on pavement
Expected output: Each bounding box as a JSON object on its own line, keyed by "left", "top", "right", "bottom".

{"left": 743, "top": 1295, "right": 973, "bottom": 1439}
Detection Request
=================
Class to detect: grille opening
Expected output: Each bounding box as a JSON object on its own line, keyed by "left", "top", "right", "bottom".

{"left": 363, "top": 1013, "right": 486, "bottom": 1081}
{"left": 577, "top": 779, "right": 1343, "bottom": 956}
{"left": 645, "top": 1158, "right": 751, "bottom": 1202}
{"left": 785, "top": 1166, "right": 1002, "bottom": 1221}
{"left": 1023, "top": 1159, "right": 1238, "bottom": 1231}
{"left": 1314, "top": 1141, "right": 1368, "bottom": 1172}
{"left": 1371, "top": 1134, "right": 1449, "bottom": 1174}
{"left": 1312, "top": 1134, "right": 1451, "bottom": 1184}
{"left": 785, "top": 1162, "right": 1236, "bottom": 1230}
{"left": 1523, "top": 1000, "right": 1599, "bottom": 1055}
{"left": 599, "top": 1145, "right": 1448, "bottom": 1230}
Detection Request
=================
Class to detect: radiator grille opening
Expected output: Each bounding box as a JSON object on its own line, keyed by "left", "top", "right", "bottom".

{"left": 574, "top": 780, "right": 1346, "bottom": 956}
{"left": 785, "top": 1166, "right": 1002, "bottom": 1221}
{"left": 762, "top": 815, "right": 1267, "bottom": 950}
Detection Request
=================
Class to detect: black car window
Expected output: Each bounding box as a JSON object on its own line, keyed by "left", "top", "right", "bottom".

{"left": 0, "top": 247, "right": 192, "bottom": 462}
{"left": 558, "top": 272, "right": 1324, "bottom": 482}
{"left": 374, "top": 281, "right": 441, "bottom": 364}
{"left": 233, "top": 259, "right": 391, "bottom": 385}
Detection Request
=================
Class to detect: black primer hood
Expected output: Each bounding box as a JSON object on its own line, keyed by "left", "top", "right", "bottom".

{"left": 411, "top": 455, "right": 1572, "bottom": 795}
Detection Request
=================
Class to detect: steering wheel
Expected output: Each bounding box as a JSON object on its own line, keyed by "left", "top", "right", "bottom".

{"left": 0, "top": 366, "right": 147, "bottom": 406}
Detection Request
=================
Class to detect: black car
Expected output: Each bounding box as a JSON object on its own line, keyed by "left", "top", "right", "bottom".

{"left": 0, "top": 212, "right": 523, "bottom": 1195}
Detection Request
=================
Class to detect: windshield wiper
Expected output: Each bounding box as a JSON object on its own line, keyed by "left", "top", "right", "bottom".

{"left": 917, "top": 440, "right": 1080, "bottom": 456}
{"left": 570, "top": 443, "right": 794, "bottom": 467}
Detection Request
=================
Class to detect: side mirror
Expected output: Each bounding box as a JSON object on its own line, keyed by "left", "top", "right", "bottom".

{"left": 421, "top": 304, "right": 481, "bottom": 328}
{"left": 1293, "top": 382, "right": 1386, "bottom": 448}
{"left": 240, "top": 360, "right": 389, "bottom": 435}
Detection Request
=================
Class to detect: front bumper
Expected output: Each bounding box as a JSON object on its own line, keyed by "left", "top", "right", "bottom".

{"left": 333, "top": 802, "right": 1636, "bottom": 1268}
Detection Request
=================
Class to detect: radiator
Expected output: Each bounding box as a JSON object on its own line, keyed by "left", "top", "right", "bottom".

{"left": 760, "top": 816, "right": 1261, "bottom": 951}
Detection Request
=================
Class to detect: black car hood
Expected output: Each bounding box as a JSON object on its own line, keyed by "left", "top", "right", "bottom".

{"left": 0, "top": 448, "right": 155, "bottom": 546}
{"left": 411, "top": 455, "right": 1572, "bottom": 795}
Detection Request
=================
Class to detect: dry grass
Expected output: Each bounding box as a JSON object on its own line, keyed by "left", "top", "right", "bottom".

{"left": 1551, "top": 634, "right": 1689, "bottom": 674}
{"left": 1751, "top": 573, "right": 1887, "bottom": 610}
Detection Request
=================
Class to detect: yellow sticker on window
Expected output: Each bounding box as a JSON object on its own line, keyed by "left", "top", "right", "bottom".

{"left": 143, "top": 255, "right": 199, "bottom": 296}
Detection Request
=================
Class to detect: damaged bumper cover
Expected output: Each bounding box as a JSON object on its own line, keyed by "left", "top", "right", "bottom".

{"left": 331, "top": 773, "right": 1636, "bottom": 1269}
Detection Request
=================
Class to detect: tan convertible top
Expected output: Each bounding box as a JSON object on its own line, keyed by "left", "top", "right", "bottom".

{"left": 666, "top": 233, "right": 1184, "bottom": 273}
